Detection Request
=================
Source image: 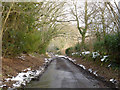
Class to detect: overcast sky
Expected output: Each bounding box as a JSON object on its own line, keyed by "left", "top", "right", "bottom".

{"left": 1, "top": 0, "right": 120, "bottom": 3}
{"left": 63, "top": 0, "right": 120, "bottom": 26}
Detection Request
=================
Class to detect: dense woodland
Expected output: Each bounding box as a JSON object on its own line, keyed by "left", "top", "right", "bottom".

{"left": 65, "top": 1, "right": 120, "bottom": 67}
{"left": 1, "top": 1, "right": 120, "bottom": 67}
{"left": 2, "top": 2, "right": 65, "bottom": 57}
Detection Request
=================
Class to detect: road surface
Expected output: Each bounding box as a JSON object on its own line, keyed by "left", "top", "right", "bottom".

{"left": 26, "top": 57, "right": 109, "bottom": 88}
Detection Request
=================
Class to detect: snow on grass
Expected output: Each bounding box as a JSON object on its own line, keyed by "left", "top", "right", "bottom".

{"left": 79, "top": 64, "right": 86, "bottom": 70}
{"left": 17, "top": 55, "right": 25, "bottom": 60}
{"left": 48, "top": 58, "right": 52, "bottom": 61}
{"left": 44, "top": 58, "right": 52, "bottom": 64}
{"left": 13, "top": 82, "right": 21, "bottom": 88}
{"left": 10, "top": 68, "right": 44, "bottom": 88}
{"left": 110, "top": 79, "right": 117, "bottom": 83}
{"left": 72, "top": 59, "right": 76, "bottom": 62}
{"left": 70, "top": 51, "right": 110, "bottom": 64}
{"left": 71, "top": 51, "right": 101, "bottom": 59}
{"left": 68, "top": 58, "right": 76, "bottom": 62}
{"left": 23, "top": 68, "right": 31, "bottom": 71}
{"left": 45, "top": 58, "right": 49, "bottom": 63}
{"left": 34, "top": 70, "right": 42, "bottom": 77}
{"left": 92, "top": 52, "right": 100, "bottom": 58}
{"left": 71, "top": 51, "right": 100, "bottom": 58}
{"left": 72, "top": 52, "right": 79, "bottom": 55}
{"left": 0, "top": 84, "right": 7, "bottom": 88}
{"left": 68, "top": 58, "right": 73, "bottom": 61}
{"left": 5, "top": 78, "right": 11, "bottom": 82}
{"left": 11, "top": 70, "right": 41, "bottom": 87}
{"left": 71, "top": 53, "right": 75, "bottom": 56}
{"left": 88, "top": 69, "right": 92, "bottom": 73}
{"left": 93, "top": 71, "right": 98, "bottom": 76}
{"left": 80, "top": 54, "right": 82, "bottom": 56}
{"left": 56, "top": 55, "right": 72, "bottom": 61}
{"left": 70, "top": 51, "right": 110, "bottom": 63}
{"left": 101, "top": 55, "right": 108, "bottom": 62}
{"left": 1, "top": 57, "right": 53, "bottom": 88}
{"left": 108, "top": 64, "right": 111, "bottom": 67}
{"left": 55, "top": 54, "right": 58, "bottom": 57}
{"left": 82, "top": 51, "right": 90, "bottom": 55}
{"left": 56, "top": 55, "right": 75, "bottom": 62}
{"left": 64, "top": 56, "right": 69, "bottom": 59}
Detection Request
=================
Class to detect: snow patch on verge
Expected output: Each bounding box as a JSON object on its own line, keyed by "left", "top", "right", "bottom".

{"left": 88, "top": 69, "right": 92, "bottom": 73}
{"left": 71, "top": 51, "right": 100, "bottom": 59}
{"left": 93, "top": 71, "right": 98, "bottom": 76}
{"left": 110, "top": 79, "right": 117, "bottom": 83}
{"left": 101, "top": 55, "right": 108, "bottom": 62}
{"left": 55, "top": 55, "right": 65, "bottom": 58}
{"left": 1, "top": 57, "right": 53, "bottom": 88}
{"left": 0, "top": 84, "right": 7, "bottom": 88}
{"left": 72, "top": 52, "right": 79, "bottom": 55}
{"left": 108, "top": 64, "right": 111, "bottom": 67}
{"left": 17, "top": 55, "right": 25, "bottom": 60}
{"left": 82, "top": 51, "right": 90, "bottom": 55}
{"left": 92, "top": 52, "right": 100, "bottom": 58}
{"left": 11, "top": 69, "right": 43, "bottom": 88}
{"left": 78, "top": 64, "right": 86, "bottom": 70}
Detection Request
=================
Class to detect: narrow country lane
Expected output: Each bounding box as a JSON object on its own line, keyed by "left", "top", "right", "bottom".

{"left": 26, "top": 57, "right": 109, "bottom": 88}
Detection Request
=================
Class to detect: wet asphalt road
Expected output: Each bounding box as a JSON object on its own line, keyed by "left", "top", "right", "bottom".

{"left": 26, "top": 57, "right": 108, "bottom": 88}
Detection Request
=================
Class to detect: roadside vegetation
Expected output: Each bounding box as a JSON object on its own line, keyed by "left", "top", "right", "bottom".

{"left": 65, "top": 1, "right": 120, "bottom": 85}
{"left": 1, "top": 0, "right": 120, "bottom": 88}
{"left": 2, "top": 2, "right": 65, "bottom": 58}
{"left": 65, "top": 0, "right": 120, "bottom": 68}
{"left": 66, "top": 34, "right": 120, "bottom": 69}
{"left": 1, "top": 2, "right": 66, "bottom": 88}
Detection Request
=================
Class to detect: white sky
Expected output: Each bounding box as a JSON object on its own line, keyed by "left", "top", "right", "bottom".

{"left": 2, "top": 0, "right": 120, "bottom": 26}
{"left": 64, "top": 0, "right": 120, "bottom": 25}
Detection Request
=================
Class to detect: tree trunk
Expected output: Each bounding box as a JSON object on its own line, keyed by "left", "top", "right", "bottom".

{"left": 101, "top": 6, "right": 106, "bottom": 37}
{"left": 118, "top": 1, "right": 120, "bottom": 34}
{"left": 81, "top": 34, "right": 85, "bottom": 49}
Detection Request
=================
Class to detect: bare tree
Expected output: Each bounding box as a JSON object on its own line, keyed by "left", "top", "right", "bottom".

{"left": 105, "top": 1, "right": 120, "bottom": 33}
{"left": 69, "top": 0, "right": 98, "bottom": 48}
{"left": 89, "top": 1, "right": 119, "bottom": 41}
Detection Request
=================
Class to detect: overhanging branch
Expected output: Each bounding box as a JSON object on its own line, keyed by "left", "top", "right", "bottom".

{"left": 56, "top": 20, "right": 76, "bottom": 22}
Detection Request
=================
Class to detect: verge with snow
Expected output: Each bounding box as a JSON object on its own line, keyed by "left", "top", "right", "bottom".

{"left": 101, "top": 55, "right": 108, "bottom": 62}
{"left": 56, "top": 54, "right": 118, "bottom": 87}
{"left": 1, "top": 57, "right": 52, "bottom": 88}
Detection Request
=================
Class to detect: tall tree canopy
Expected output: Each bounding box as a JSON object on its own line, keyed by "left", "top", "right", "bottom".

{"left": 2, "top": 2, "right": 65, "bottom": 57}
